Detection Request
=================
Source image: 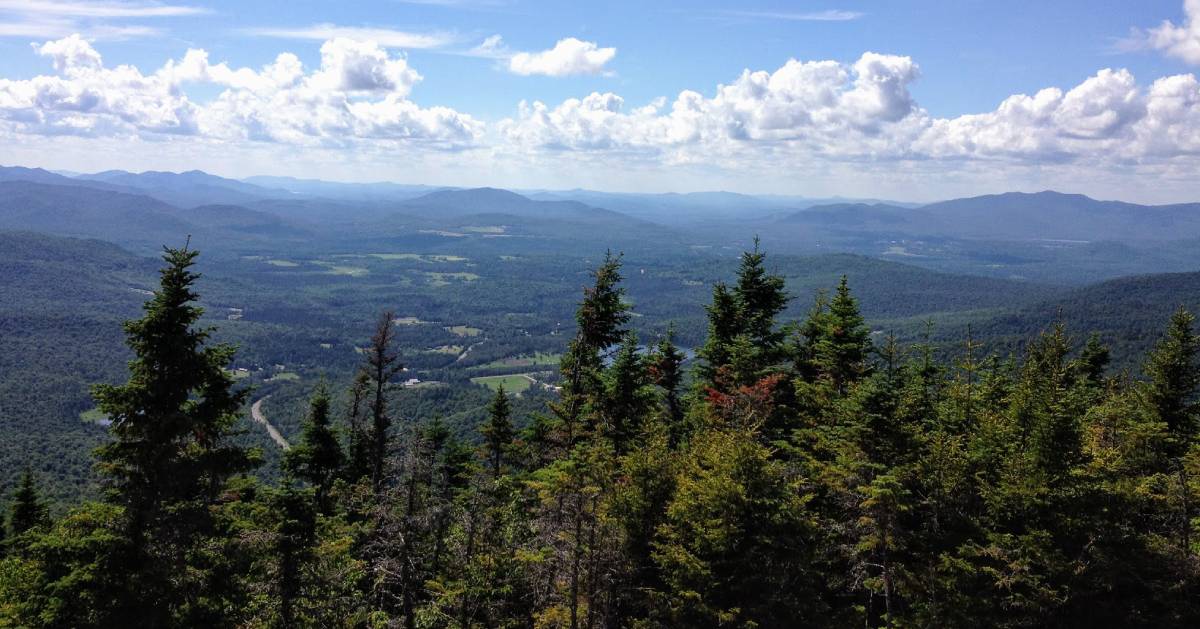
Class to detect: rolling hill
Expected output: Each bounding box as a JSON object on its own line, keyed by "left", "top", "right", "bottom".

{"left": 75, "top": 169, "right": 292, "bottom": 208}
{"left": 905, "top": 269, "right": 1200, "bottom": 369}
{"left": 779, "top": 191, "right": 1200, "bottom": 242}
{"left": 0, "top": 180, "right": 312, "bottom": 252}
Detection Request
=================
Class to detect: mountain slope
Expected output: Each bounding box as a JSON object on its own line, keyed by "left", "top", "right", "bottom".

{"left": 0, "top": 232, "right": 153, "bottom": 503}
{"left": 77, "top": 169, "right": 291, "bottom": 208}
{"left": 244, "top": 175, "right": 444, "bottom": 202}
{"left": 917, "top": 269, "right": 1200, "bottom": 368}
{"left": 779, "top": 203, "right": 918, "bottom": 231}
{"left": 772, "top": 190, "right": 1200, "bottom": 242}
{"left": 917, "top": 191, "right": 1200, "bottom": 241}
{"left": 0, "top": 181, "right": 312, "bottom": 250}
{"left": 400, "top": 187, "right": 646, "bottom": 224}
{"left": 0, "top": 181, "right": 196, "bottom": 245}
{"left": 0, "top": 165, "right": 143, "bottom": 195}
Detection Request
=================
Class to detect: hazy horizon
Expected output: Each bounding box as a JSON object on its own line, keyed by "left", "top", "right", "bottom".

{"left": 9, "top": 160, "right": 1200, "bottom": 208}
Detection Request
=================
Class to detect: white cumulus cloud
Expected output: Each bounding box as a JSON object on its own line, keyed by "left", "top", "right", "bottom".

{"left": 0, "top": 35, "right": 481, "bottom": 147}
{"left": 1139, "top": 0, "right": 1200, "bottom": 65}
{"left": 508, "top": 37, "right": 616, "bottom": 77}
{"left": 500, "top": 52, "right": 924, "bottom": 155}
{"left": 499, "top": 52, "right": 1200, "bottom": 177}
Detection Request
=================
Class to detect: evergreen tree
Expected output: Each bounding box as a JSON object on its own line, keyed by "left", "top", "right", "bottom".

{"left": 91, "top": 243, "right": 255, "bottom": 623}
{"left": 343, "top": 368, "right": 373, "bottom": 483}
{"left": 8, "top": 469, "right": 49, "bottom": 537}
{"left": 481, "top": 385, "right": 515, "bottom": 481}
{"left": 1079, "top": 332, "right": 1111, "bottom": 387}
{"left": 284, "top": 384, "right": 345, "bottom": 512}
{"left": 11, "top": 243, "right": 1200, "bottom": 628}
{"left": 363, "top": 311, "right": 404, "bottom": 493}
{"left": 1141, "top": 307, "right": 1200, "bottom": 568}
{"left": 792, "top": 290, "right": 832, "bottom": 383}
{"left": 551, "top": 251, "right": 630, "bottom": 446}
{"left": 4, "top": 502, "right": 131, "bottom": 627}
{"left": 696, "top": 282, "right": 739, "bottom": 388}
{"left": 601, "top": 332, "right": 654, "bottom": 454}
{"left": 271, "top": 480, "right": 316, "bottom": 627}
{"left": 649, "top": 327, "right": 687, "bottom": 445}
{"left": 1143, "top": 307, "right": 1200, "bottom": 454}
{"left": 654, "top": 425, "right": 818, "bottom": 625}
{"left": 734, "top": 237, "right": 789, "bottom": 355}
{"left": 371, "top": 419, "right": 472, "bottom": 627}
{"left": 699, "top": 240, "right": 790, "bottom": 392}
{"left": 817, "top": 275, "right": 873, "bottom": 392}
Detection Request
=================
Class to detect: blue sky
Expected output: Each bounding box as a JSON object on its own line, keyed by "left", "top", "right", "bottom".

{"left": 1, "top": 0, "right": 1200, "bottom": 201}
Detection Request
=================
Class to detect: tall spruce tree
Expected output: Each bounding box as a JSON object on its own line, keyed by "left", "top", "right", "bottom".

{"left": 650, "top": 327, "right": 687, "bottom": 445}
{"left": 1143, "top": 307, "right": 1200, "bottom": 455}
{"left": 284, "top": 384, "right": 345, "bottom": 512}
{"left": 551, "top": 251, "right": 630, "bottom": 446}
{"left": 272, "top": 480, "right": 316, "bottom": 627}
{"left": 1142, "top": 307, "right": 1200, "bottom": 563}
{"left": 344, "top": 368, "right": 373, "bottom": 483}
{"left": 481, "top": 385, "right": 514, "bottom": 481}
{"left": 733, "top": 238, "right": 789, "bottom": 355}
{"left": 1079, "top": 332, "right": 1111, "bottom": 388}
{"left": 601, "top": 332, "right": 654, "bottom": 454}
{"left": 698, "top": 241, "right": 789, "bottom": 392}
{"left": 697, "top": 282, "right": 740, "bottom": 388}
{"left": 363, "top": 311, "right": 404, "bottom": 492}
{"left": 8, "top": 468, "right": 49, "bottom": 537}
{"left": 91, "top": 243, "right": 254, "bottom": 622}
{"left": 817, "top": 275, "right": 873, "bottom": 392}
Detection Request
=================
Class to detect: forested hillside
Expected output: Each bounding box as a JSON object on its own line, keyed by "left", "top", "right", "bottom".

{"left": 2, "top": 243, "right": 1199, "bottom": 627}
{"left": 0, "top": 229, "right": 1068, "bottom": 504}
{"left": 909, "top": 270, "right": 1200, "bottom": 370}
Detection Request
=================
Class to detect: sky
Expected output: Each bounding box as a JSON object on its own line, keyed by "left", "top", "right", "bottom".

{"left": 2, "top": 1, "right": 1200, "bottom": 202}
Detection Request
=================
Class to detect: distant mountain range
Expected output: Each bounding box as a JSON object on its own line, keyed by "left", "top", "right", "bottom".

{"left": 8, "top": 164, "right": 1200, "bottom": 242}
{"left": 779, "top": 191, "right": 1200, "bottom": 241}
{"left": 3, "top": 165, "right": 1200, "bottom": 281}
{"left": 0, "top": 167, "right": 673, "bottom": 254}
{"left": 244, "top": 175, "right": 445, "bottom": 202}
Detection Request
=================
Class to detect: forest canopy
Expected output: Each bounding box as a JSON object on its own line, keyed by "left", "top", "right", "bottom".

{"left": 3, "top": 243, "right": 1200, "bottom": 628}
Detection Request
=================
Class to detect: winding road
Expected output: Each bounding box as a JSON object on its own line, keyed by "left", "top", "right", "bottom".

{"left": 251, "top": 396, "right": 290, "bottom": 450}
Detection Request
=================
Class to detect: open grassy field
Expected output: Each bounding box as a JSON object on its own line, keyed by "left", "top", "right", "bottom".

{"left": 79, "top": 408, "right": 108, "bottom": 423}
{"left": 469, "top": 373, "right": 535, "bottom": 393}
{"left": 424, "top": 271, "right": 481, "bottom": 285}
{"left": 445, "top": 325, "right": 482, "bottom": 337}
{"left": 473, "top": 352, "right": 562, "bottom": 370}
{"left": 320, "top": 264, "right": 369, "bottom": 277}
{"left": 363, "top": 253, "right": 469, "bottom": 263}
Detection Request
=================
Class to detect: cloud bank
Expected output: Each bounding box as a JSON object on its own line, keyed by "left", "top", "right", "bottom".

{"left": 0, "top": 35, "right": 482, "bottom": 147}
{"left": 499, "top": 52, "right": 1200, "bottom": 170}
{"left": 2, "top": 33, "right": 1200, "bottom": 200}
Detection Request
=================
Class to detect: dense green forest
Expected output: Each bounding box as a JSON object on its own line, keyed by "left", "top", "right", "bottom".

{"left": 3, "top": 242, "right": 1199, "bottom": 627}
{"left": 1, "top": 230, "right": 1071, "bottom": 505}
